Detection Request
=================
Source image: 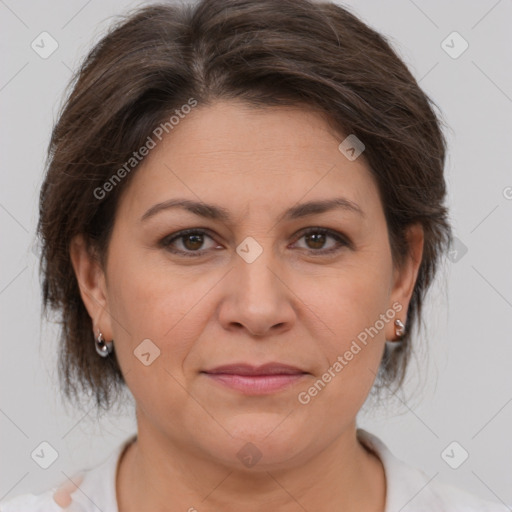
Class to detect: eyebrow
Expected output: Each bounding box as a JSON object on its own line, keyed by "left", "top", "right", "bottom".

{"left": 140, "top": 197, "right": 364, "bottom": 223}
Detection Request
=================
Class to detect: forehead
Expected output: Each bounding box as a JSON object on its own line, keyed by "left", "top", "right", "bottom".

{"left": 116, "top": 100, "right": 382, "bottom": 225}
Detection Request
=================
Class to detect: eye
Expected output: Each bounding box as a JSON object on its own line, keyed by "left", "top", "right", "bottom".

{"left": 292, "top": 227, "right": 351, "bottom": 255}
{"left": 160, "top": 227, "right": 351, "bottom": 258}
{"left": 160, "top": 229, "right": 219, "bottom": 257}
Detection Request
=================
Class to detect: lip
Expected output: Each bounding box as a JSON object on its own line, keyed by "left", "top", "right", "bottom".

{"left": 203, "top": 363, "right": 307, "bottom": 376}
{"left": 201, "top": 363, "right": 309, "bottom": 395}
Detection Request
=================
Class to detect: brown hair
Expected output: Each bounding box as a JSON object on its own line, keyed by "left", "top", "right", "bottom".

{"left": 38, "top": 0, "right": 452, "bottom": 412}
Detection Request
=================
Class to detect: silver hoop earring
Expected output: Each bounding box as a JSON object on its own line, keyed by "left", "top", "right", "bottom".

{"left": 95, "top": 330, "right": 113, "bottom": 357}
{"left": 394, "top": 319, "right": 405, "bottom": 339}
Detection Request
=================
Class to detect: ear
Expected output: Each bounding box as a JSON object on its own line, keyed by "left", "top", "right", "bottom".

{"left": 69, "top": 234, "right": 114, "bottom": 341}
{"left": 387, "top": 223, "right": 424, "bottom": 340}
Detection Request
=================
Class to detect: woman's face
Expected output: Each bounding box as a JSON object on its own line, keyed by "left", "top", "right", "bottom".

{"left": 73, "top": 100, "right": 422, "bottom": 468}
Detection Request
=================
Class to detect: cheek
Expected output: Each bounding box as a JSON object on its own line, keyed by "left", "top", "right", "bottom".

{"left": 311, "top": 245, "right": 393, "bottom": 386}
{"left": 105, "top": 257, "right": 200, "bottom": 413}
{"left": 107, "top": 245, "right": 183, "bottom": 334}
{"left": 302, "top": 271, "right": 390, "bottom": 419}
{"left": 325, "top": 254, "right": 392, "bottom": 338}
{"left": 106, "top": 248, "right": 215, "bottom": 375}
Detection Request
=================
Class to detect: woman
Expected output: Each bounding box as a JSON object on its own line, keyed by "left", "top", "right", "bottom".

{"left": 0, "top": 0, "right": 506, "bottom": 510}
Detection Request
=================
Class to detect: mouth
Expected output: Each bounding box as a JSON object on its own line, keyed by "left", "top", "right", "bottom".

{"left": 201, "top": 363, "right": 309, "bottom": 395}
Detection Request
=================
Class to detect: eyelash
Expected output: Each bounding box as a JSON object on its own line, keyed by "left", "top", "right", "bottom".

{"left": 160, "top": 227, "right": 351, "bottom": 258}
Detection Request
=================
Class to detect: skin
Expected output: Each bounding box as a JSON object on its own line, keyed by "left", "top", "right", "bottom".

{"left": 70, "top": 99, "right": 423, "bottom": 512}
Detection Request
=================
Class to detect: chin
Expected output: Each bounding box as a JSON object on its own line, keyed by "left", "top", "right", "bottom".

{"left": 208, "top": 416, "right": 307, "bottom": 468}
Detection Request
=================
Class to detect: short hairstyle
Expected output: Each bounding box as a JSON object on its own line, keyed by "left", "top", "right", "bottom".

{"left": 38, "top": 0, "right": 452, "bottom": 412}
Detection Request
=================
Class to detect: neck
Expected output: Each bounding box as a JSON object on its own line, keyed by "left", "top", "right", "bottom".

{"left": 116, "top": 422, "right": 386, "bottom": 512}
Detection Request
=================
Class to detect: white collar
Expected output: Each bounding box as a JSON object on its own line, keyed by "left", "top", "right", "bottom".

{"left": 69, "top": 429, "right": 503, "bottom": 512}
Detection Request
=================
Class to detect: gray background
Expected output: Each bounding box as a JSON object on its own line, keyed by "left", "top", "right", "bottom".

{"left": 1, "top": 0, "right": 511, "bottom": 507}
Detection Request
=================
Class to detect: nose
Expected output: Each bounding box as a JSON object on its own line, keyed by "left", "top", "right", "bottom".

{"left": 217, "top": 244, "right": 296, "bottom": 338}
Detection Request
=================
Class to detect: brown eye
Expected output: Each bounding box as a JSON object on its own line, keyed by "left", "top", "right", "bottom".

{"left": 161, "top": 229, "right": 218, "bottom": 257}
{"left": 294, "top": 228, "right": 351, "bottom": 255}
{"left": 181, "top": 233, "right": 205, "bottom": 251}
{"left": 304, "top": 231, "right": 328, "bottom": 250}
{"left": 160, "top": 227, "right": 351, "bottom": 258}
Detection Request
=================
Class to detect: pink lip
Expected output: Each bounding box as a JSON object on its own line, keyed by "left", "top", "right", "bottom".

{"left": 202, "top": 363, "right": 308, "bottom": 395}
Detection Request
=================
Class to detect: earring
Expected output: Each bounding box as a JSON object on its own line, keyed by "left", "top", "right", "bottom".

{"left": 394, "top": 319, "right": 405, "bottom": 339}
{"left": 95, "top": 329, "right": 114, "bottom": 357}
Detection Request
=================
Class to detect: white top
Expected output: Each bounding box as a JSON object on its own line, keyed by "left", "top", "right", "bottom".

{"left": 0, "top": 429, "right": 507, "bottom": 512}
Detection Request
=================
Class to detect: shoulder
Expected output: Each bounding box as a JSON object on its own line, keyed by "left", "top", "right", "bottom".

{"left": 0, "top": 489, "right": 61, "bottom": 512}
{"left": 357, "top": 428, "right": 509, "bottom": 512}
{"left": 422, "top": 475, "right": 508, "bottom": 512}
{"left": 0, "top": 434, "right": 135, "bottom": 512}
{"left": 0, "top": 470, "right": 90, "bottom": 512}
